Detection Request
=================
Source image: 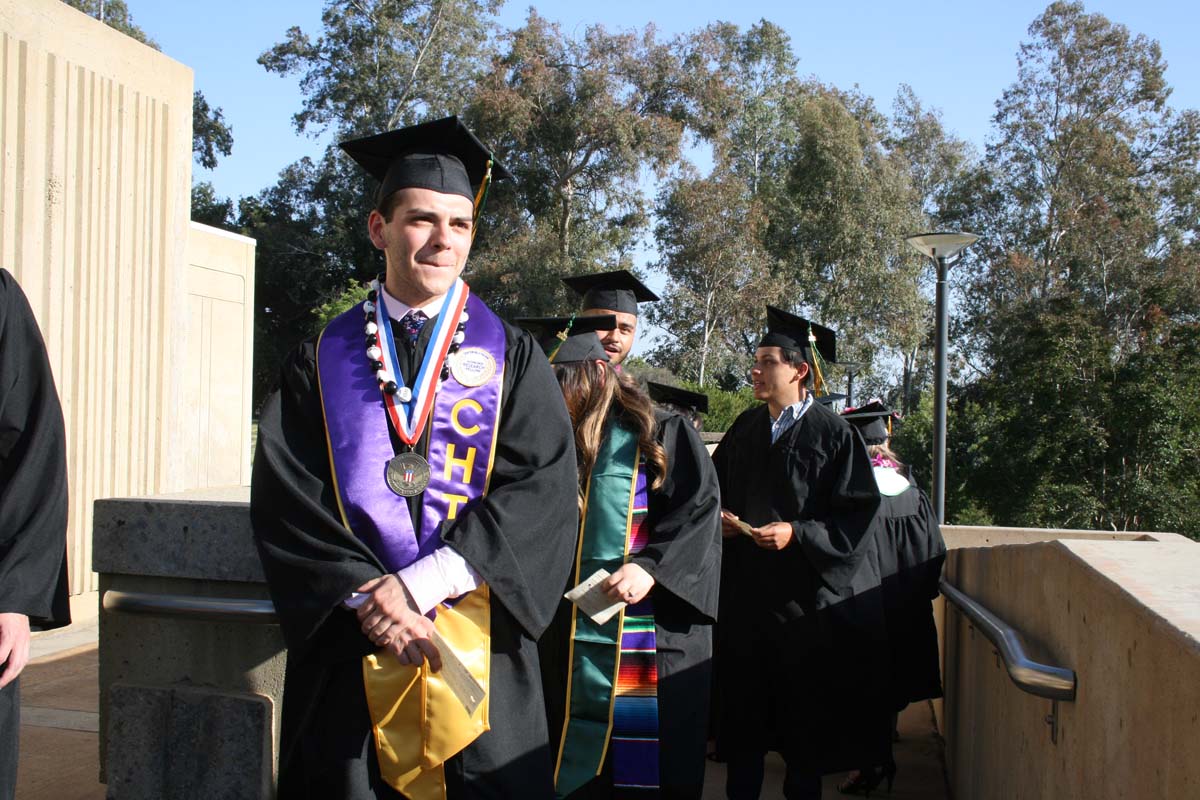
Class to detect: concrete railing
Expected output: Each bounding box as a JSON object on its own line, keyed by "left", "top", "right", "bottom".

{"left": 937, "top": 527, "right": 1200, "bottom": 799}
{"left": 93, "top": 491, "right": 1200, "bottom": 799}
{"left": 94, "top": 488, "right": 283, "bottom": 800}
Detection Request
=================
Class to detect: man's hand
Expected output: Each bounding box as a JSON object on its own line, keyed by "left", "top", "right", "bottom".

{"left": 354, "top": 575, "right": 441, "bottom": 672}
{"left": 601, "top": 563, "right": 655, "bottom": 605}
{"left": 0, "top": 612, "right": 31, "bottom": 689}
{"left": 720, "top": 509, "right": 744, "bottom": 539}
{"left": 750, "top": 522, "right": 795, "bottom": 551}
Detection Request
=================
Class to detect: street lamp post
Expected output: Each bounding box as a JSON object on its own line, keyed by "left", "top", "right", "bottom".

{"left": 841, "top": 362, "right": 862, "bottom": 408}
{"left": 904, "top": 232, "right": 978, "bottom": 524}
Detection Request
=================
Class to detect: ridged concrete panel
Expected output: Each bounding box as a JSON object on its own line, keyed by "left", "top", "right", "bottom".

{"left": 1, "top": 0, "right": 196, "bottom": 596}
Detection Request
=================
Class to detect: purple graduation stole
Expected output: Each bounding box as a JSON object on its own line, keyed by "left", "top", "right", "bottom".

{"left": 315, "top": 284, "right": 507, "bottom": 799}
{"left": 315, "top": 287, "right": 506, "bottom": 571}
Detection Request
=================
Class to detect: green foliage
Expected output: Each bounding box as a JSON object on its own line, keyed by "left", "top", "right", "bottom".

{"left": 933, "top": 2, "right": 1200, "bottom": 539}
{"left": 465, "top": 12, "right": 687, "bottom": 315}
{"left": 647, "top": 168, "right": 783, "bottom": 388}
{"left": 191, "top": 182, "right": 235, "bottom": 229}
{"left": 193, "top": 91, "right": 233, "bottom": 170}
{"left": 313, "top": 281, "right": 372, "bottom": 331}
{"left": 691, "top": 382, "right": 756, "bottom": 433}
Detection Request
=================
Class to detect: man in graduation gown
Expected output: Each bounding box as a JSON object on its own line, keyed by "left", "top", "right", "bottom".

{"left": 711, "top": 307, "right": 887, "bottom": 800}
{"left": 521, "top": 318, "right": 722, "bottom": 799}
{"left": 0, "top": 269, "right": 71, "bottom": 800}
{"left": 562, "top": 270, "right": 659, "bottom": 367}
{"left": 251, "top": 117, "right": 580, "bottom": 800}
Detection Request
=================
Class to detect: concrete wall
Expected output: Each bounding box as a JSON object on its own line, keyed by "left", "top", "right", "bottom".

{"left": 94, "top": 488, "right": 284, "bottom": 796}
{"left": 940, "top": 535, "right": 1200, "bottom": 799}
{"left": 184, "top": 222, "right": 256, "bottom": 487}
{"left": 1, "top": 0, "right": 255, "bottom": 596}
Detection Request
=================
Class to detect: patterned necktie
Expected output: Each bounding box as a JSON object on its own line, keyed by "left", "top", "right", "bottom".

{"left": 399, "top": 310, "right": 427, "bottom": 345}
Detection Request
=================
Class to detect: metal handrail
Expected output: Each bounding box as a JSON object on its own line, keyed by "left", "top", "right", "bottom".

{"left": 103, "top": 589, "right": 278, "bottom": 624}
{"left": 939, "top": 578, "right": 1077, "bottom": 701}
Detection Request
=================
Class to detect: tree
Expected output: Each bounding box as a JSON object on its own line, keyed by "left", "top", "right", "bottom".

{"left": 191, "top": 181, "right": 234, "bottom": 229}
{"left": 464, "top": 12, "right": 687, "bottom": 315}
{"left": 939, "top": 2, "right": 1200, "bottom": 535}
{"left": 889, "top": 85, "right": 976, "bottom": 412}
{"left": 680, "top": 21, "right": 798, "bottom": 196}
{"left": 764, "top": 84, "right": 927, "bottom": 392}
{"left": 192, "top": 91, "right": 234, "bottom": 170}
{"left": 259, "top": 0, "right": 502, "bottom": 138}
{"left": 647, "top": 168, "right": 782, "bottom": 387}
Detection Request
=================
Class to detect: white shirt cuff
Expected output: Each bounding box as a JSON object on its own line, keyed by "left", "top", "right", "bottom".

{"left": 397, "top": 546, "right": 483, "bottom": 615}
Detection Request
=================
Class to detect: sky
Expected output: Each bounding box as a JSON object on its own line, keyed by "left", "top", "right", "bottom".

{"left": 131, "top": 0, "right": 1200, "bottom": 203}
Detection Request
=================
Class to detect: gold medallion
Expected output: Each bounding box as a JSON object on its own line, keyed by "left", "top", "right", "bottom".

{"left": 450, "top": 347, "right": 497, "bottom": 388}
{"left": 386, "top": 452, "right": 431, "bottom": 497}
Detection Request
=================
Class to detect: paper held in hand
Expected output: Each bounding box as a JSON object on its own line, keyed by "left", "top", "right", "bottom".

{"left": 428, "top": 628, "right": 486, "bottom": 717}
{"left": 729, "top": 517, "right": 755, "bottom": 537}
{"left": 564, "top": 568, "right": 626, "bottom": 625}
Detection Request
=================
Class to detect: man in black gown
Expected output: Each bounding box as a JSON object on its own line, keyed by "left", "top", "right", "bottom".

{"left": 0, "top": 269, "right": 71, "bottom": 800}
{"left": 711, "top": 307, "right": 886, "bottom": 800}
{"left": 251, "top": 118, "right": 579, "bottom": 799}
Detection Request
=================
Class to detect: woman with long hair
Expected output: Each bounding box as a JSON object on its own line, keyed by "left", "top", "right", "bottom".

{"left": 522, "top": 315, "right": 723, "bottom": 800}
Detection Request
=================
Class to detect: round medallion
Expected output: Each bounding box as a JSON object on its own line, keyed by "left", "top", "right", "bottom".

{"left": 396, "top": 385, "right": 413, "bottom": 403}
{"left": 450, "top": 347, "right": 497, "bottom": 388}
{"left": 386, "top": 452, "right": 431, "bottom": 497}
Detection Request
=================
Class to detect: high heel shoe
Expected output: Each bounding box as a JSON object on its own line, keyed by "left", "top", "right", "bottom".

{"left": 836, "top": 762, "right": 897, "bottom": 796}
{"left": 879, "top": 761, "right": 897, "bottom": 794}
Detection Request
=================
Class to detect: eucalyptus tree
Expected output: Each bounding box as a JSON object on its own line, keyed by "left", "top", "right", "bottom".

{"left": 940, "top": 1, "right": 1200, "bottom": 534}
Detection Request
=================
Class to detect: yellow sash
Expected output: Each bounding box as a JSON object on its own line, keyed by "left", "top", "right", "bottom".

{"left": 363, "top": 586, "right": 492, "bottom": 800}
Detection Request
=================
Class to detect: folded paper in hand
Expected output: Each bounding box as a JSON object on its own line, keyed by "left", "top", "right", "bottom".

{"left": 428, "top": 628, "right": 486, "bottom": 716}
{"left": 564, "top": 568, "right": 626, "bottom": 625}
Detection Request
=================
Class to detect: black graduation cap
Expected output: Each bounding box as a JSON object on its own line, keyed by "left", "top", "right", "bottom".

{"left": 339, "top": 115, "right": 512, "bottom": 207}
{"left": 841, "top": 400, "right": 898, "bottom": 445}
{"left": 516, "top": 315, "right": 617, "bottom": 364}
{"left": 759, "top": 306, "right": 837, "bottom": 364}
{"left": 562, "top": 270, "right": 660, "bottom": 316}
{"left": 647, "top": 382, "right": 709, "bottom": 415}
{"left": 815, "top": 392, "right": 847, "bottom": 407}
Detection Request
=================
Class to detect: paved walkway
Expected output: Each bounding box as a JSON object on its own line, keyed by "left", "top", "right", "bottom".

{"left": 18, "top": 620, "right": 948, "bottom": 799}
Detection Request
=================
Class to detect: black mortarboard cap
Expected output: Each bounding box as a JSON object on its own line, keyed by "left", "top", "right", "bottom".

{"left": 516, "top": 315, "right": 617, "bottom": 365}
{"left": 647, "top": 382, "right": 709, "bottom": 415}
{"left": 841, "top": 400, "right": 897, "bottom": 445}
{"left": 339, "top": 116, "right": 512, "bottom": 207}
{"left": 562, "top": 270, "right": 660, "bottom": 316}
{"left": 759, "top": 306, "right": 837, "bottom": 363}
{"left": 815, "top": 392, "right": 847, "bottom": 407}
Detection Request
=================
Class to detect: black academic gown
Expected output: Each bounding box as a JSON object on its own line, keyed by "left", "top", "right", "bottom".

{"left": 868, "top": 472, "right": 946, "bottom": 709}
{"left": 711, "top": 400, "right": 890, "bottom": 776}
{"left": 251, "top": 310, "right": 579, "bottom": 800}
{"left": 0, "top": 269, "right": 70, "bottom": 800}
{"left": 543, "top": 411, "right": 722, "bottom": 800}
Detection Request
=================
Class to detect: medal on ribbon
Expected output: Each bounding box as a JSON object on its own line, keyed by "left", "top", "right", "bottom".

{"left": 375, "top": 279, "right": 470, "bottom": 496}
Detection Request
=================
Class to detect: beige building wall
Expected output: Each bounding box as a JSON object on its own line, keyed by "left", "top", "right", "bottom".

{"left": 183, "top": 222, "right": 256, "bottom": 488}
{"left": 1, "top": 0, "right": 254, "bottom": 596}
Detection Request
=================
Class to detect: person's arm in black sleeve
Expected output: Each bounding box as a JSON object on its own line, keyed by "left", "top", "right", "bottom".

{"left": 788, "top": 424, "right": 882, "bottom": 592}
{"left": 0, "top": 270, "right": 70, "bottom": 687}
{"left": 630, "top": 413, "right": 722, "bottom": 621}
{"left": 250, "top": 341, "right": 384, "bottom": 658}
